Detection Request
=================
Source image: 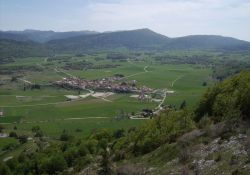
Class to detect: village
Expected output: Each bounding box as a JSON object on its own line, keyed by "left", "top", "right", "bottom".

{"left": 54, "top": 75, "right": 153, "bottom": 94}
{"left": 54, "top": 76, "right": 173, "bottom": 119}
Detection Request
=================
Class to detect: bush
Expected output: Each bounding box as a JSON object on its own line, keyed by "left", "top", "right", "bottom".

{"left": 34, "top": 130, "right": 44, "bottom": 137}
{"left": 78, "top": 144, "right": 89, "bottom": 157}
{"left": 195, "top": 71, "right": 250, "bottom": 122}
{"left": 74, "top": 155, "right": 93, "bottom": 172}
{"left": 179, "top": 149, "right": 190, "bottom": 164}
{"left": 3, "top": 142, "right": 18, "bottom": 151}
{"left": 18, "top": 135, "right": 28, "bottom": 144}
{"left": 214, "top": 154, "right": 222, "bottom": 162}
{"left": 63, "top": 147, "right": 78, "bottom": 166}
{"left": 113, "top": 129, "right": 125, "bottom": 139}
{"left": 44, "top": 155, "right": 67, "bottom": 175}
{"left": 197, "top": 115, "right": 212, "bottom": 129}
{"left": 0, "top": 125, "right": 4, "bottom": 132}
{"left": 60, "top": 130, "right": 72, "bottom": 141}
{"left": 9, "top": 131, "right": 17, "bottom": 138}
{"left": 85, "top": 139, "right": 98, "bottom": 154}
{"left": 230, "top": 155, "right": 238, "bottom": 165}
{"left": 31, "top": 126, "right": 41, "bottom": 133}
{"left": 0, "top": 162, "right": 11, "bottom": 175}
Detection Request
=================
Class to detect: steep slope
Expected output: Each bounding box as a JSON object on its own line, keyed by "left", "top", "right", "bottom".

{"left": 112, "top": 71, "right": 250, "bottom": 174}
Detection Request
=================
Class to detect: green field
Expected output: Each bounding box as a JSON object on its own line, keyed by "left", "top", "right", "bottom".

{"left": 0, "top": 54, "right": 213, "bottom": 140}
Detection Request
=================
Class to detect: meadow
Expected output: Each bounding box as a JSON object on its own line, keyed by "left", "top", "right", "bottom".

{"left": 0, "top": 53, "right": 212, "bottom": 139}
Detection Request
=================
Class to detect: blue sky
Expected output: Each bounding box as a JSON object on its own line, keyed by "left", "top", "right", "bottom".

{"left": 1, "top": 0, "right": 250, "bottom": 41}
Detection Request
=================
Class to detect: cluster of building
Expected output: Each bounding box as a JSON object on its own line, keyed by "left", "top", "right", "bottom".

{"left": 54, "top": 76, "right": 153, "bottom": 94}
{"left": 0, "top": 109, "right": 4, "bottom": 117}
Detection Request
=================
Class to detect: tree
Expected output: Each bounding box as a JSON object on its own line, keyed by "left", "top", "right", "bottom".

{"left": 31, "top": 125, "right": 44, "bottom": 137}
{"left": 11, "top": 77, "right": 17, "bottom": 82}
{"left": 195, "top": 71, "right": 250, "bottom": 122}
{"left": 60, "top": 130, "right": 71, "bottom": 141}
{"left": 202, "top": 81, "right": 207, "bottom": 86}
{"left": 98, "top": 148, "right": 112, "bottom": 175}
{"left": 18, "top": 135, "right": 28, "bottom": 144}
{"left": 9, "top": 131, "right": 18, "bottom": 138}
{"left": 180, "top": 100, "right": 186, "bottom": 110}
{"left": 78, "top": 144, "right": 89, "bottom": 157}
{"left": 34, "top": 130, "right": 44, "bottom": 137}
{"left": 31, "top": 126, "right": 41, "bottom": 133}
{"left": 113, "top": 129, "right": 125, "bottom": 139}
{"left": 0, "top": 162, "right": 11, "bottom": 175}
{"left": 0, "top": 125, "right": 4, "bottom": 132}
{"left": 63, "top": 147, "right": 78, "bottom": 166}
{"left": 44, "top": 155, "right": 67, "bottom": 175}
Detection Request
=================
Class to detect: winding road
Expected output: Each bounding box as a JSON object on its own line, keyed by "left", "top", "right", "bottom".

{"left": 122, "top": 65, "right": 149, "bottom": 79}
{"left": 171, "top": 75, "right": 184, "bottom": 87}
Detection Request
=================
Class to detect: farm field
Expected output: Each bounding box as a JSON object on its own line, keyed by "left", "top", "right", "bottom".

{"left": 0, "top": 54, "right": 213, "bottom": 141}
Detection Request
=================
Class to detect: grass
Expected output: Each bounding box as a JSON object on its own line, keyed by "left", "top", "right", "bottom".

{"left": 0, "top": 138, "right": 18, "bottom": 150}
{"left": 0, "top": 55, "right": 212, "bottom": 138}
{"left": 4, "top": 118, "right": 145, "bottom": 138}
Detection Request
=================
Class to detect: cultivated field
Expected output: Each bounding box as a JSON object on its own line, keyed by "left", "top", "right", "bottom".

{"left": 0, "top": 53, "right": 212, "bottom": 139}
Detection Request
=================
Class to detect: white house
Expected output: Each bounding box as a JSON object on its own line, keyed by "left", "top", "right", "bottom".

{"left": 0, "top": 110, "right": 4, "bottom": 117}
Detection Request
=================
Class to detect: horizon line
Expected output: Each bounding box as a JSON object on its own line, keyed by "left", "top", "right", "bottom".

{"left": 1, "top": 28, "right": 249, "bottom": 42}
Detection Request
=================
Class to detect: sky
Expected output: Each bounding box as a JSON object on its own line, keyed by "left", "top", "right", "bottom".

{"left": 0, "top": 0, "right": 250, "bottom": 41}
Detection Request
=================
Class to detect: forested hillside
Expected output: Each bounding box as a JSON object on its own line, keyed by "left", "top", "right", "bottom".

{"left": 0, "top": 30, "right": 98, "bottom": 43}
{"left": 0, "top": 39, "right": 50, "bottom": 58}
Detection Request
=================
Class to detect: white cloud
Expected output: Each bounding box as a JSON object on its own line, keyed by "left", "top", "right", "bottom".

{"left": 1, "top": 0, "right": 250, "bottom": 40}
{"left": 81, "top": 0, "right": 250, "bottom": 40}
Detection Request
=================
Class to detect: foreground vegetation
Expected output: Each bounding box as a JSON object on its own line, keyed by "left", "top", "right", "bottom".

{"left": 0, "top": 71, "right": 249, "bottom": 175}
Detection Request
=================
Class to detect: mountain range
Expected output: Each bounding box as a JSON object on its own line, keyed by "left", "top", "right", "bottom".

{"left": 1, "top": 28, "right": 250, "bottom": 58}
{"left": 0, "top": 29, "right": 98, "bottom": 43}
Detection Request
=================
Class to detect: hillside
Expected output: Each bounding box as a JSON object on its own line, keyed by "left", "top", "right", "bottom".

{"left": 165, "top": 35, "right": 250, "bottom": 50}
{"left": 0, "top": 30, "right": 98, "bottom": 43}
{"left": 48, "top": 28, "right": 169, "bottom": 52}
{"left": 0, "top": 39, "right": 50, "bottom": 58}
{"left": 48, "top": 29, "right": 250, "bottom": 52}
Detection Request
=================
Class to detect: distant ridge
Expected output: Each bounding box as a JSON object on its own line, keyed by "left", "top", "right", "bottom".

{"left": 0, "top": 30, "right": 98, "bottom": 43}
{"left": 165, "top": 35, "right": 249, "bottom": 50}
{"left": 48, "top": 28, "right": 170, "bottom": 51}
{"left": 47, "top": 28, "right": 250, "bottom": 52}
{"left": 1, "top": 28, "right": 250, "bottom": 58}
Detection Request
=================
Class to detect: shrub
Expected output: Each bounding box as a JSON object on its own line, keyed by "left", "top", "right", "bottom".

{"left": 195, "top": 71, "right": 250, "bottom": 122}
{"left": 60, "top": 130, "right": 72, "bottom": 141}
{"left": 78, "top": 144, "right": 89, "bottom": 157}
{"left": 9, "top": 131, "right": 17, "bottom": 138}
{"left": 18, "top": 135, "right": 28, "bottom": 144}
{"left": 3, "top": 142, "right": 18, "bottom": 151}
{"left": 0, "top": 162, "right": 11, "bottom": 175}
{"left": 44, "top": 155, "right": 67, "bottom": 175}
